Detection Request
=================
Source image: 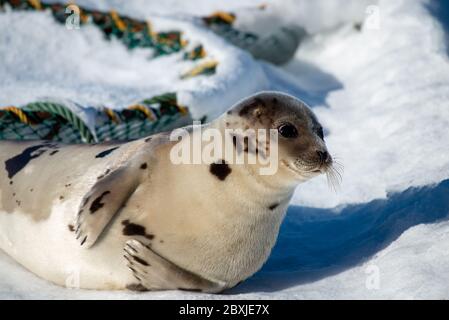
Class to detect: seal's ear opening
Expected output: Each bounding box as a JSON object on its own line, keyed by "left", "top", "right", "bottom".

{"left": 74, "top": 165, "right": 141, "bottom": 248}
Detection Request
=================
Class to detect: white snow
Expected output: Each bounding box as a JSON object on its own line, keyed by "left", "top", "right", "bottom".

{"left": 0, "top": 7, "right": 268, "bottom": 119}
{"left": 1, "top": 0, "right": 449, "bottom": 299}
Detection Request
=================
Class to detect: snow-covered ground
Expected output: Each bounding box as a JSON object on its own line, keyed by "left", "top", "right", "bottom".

{"left": 1, "top": 0, "right": 449, "bottom": 299}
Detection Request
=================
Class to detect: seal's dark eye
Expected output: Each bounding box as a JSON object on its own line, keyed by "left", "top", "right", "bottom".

{"left": 278, "top": 123, "right": 298, "bottom": 138}
{"left": 316, "top": 127, "right": 324, "bottom": 140}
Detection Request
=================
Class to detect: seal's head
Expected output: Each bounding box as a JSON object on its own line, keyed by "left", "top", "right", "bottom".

{"left": 223, "top": 91, "right": 340, "bottom": 188}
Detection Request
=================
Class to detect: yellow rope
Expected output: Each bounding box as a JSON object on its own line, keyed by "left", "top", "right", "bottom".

{"left": 186, "top": 46, "right": 206, "bottom": 60}
{"left": 110, "top": 10, "right": 126, "bottom": 31}
{"left": 181, "top": 60, "right": 218, "bottom": 79}
{"left": 146, "top": 20, "right": 157, "bottom": 38}
{"left": 80, "top": 12, "right": 89, "bottom": 24}
{"left": 208, "top": 11, "right": 236, "bottom": 24}
{"left": 27, "top": 0, "right": 42, "bottom": 10}
{"left": 104, "top": 108, "right": 120, "bottom": 124}
{"left": 128, "top": 104, "right": 156, "bottom": 121}
{"left": 181, "top": 37, "right": 189, "bottom": 47}
{"left": 1, "top": 106, "right": 32, "bottom": 125}
{"left": 177, "top": 105, "right": 189, "bottom": 115}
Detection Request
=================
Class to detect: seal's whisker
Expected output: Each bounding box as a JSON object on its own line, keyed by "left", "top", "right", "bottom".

{"left": 326, "top": 164, "right": 343, "bottom": 193}
{"left": 332, "top": 163, "right": 344, "bottom": 177}
{"left": 330, "top": 159, "right": 344, "bottom": 174}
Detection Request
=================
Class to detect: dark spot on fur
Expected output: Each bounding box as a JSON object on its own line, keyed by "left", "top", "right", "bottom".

{"left": 140, "top": 163, "right": 148, "bottom": 169}
{"left": 95, "top": 147, "right": 119, "bottom": 158}
{"left": 227, "top": 110, "right": 232, "bottom": 115}
{"left": 82, "top": 196, "right": 91, "bottom": 208}
{"left": 30, "top": 188, "right": 33, "bottom": 192}
{"left": 49, "top": 150, "right": 59, "bottom": 156}
{"left": 239, "top": 101, "right": 258, "bottom": 117}
{"left": 9, "top": 180, "right": 13, "bottom": 185}
{"left": 159, "top": 240, "right": 164, "bottom": 244}
{"left": 178, "top": 288, "right": 203, "bottom": 292}
{"left": 210, "top": 160, "right": 231, "bottom": 181}
{"left": 68, "top": 224, "right": 75, "bottom": 232}
{"left": 272, "top": 97, "right": 278, "bottom": 104}
{"left": 65, "top": 183, "right": 71, "bottom": 188}
{"left": 145, "top": 137, "right": 152, "bottom": 143}
{"left": 59, "top": 195, "right": 64, "bottom": 200}
{"left": 122, "top": 220, "right": 155, "bottom": 240}
{"left": 126, "top": 283, "right": 148, "bottom": 292}
{"left": 12, "top": 193, "right": 15, "bottom": 197}
{"left": 238, "top": 98, "right": 265, "bottom": 117}
{"left": 133, "top": 274, "right": 142, "bottom": 282}
{"left": 97, "top": 169, "right": 111, "bottom": 180}
{"left": 133, "top": 256, "right": 149, "bottom": 266}
{"left": 89, "top": 191, "right": 110, "bottom": 213}
{"left": 16, "top": 200, "right": 21, "bottom": 206}
{"left": 5, "top": 144, "right": 50, "bottom": 179}
{"left": 268, "top": 203, "right": 279, "bottom": 210}
{"left": 124, "top": 254, "right": 132, "bottom": 264}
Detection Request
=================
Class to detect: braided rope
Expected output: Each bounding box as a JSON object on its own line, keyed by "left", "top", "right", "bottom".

{"left": 0, "top": 106, "right": 32, "bottom": 125}
{"left": 27, "top": 0, "right": 42, "bottom": 10}
{"left": 203, "top": 11, "right": 236, "bottom": 25}
{"left": 181, "top": 60, "right": 218, "bottom": 79}
{"left": 24, "top": 102, "right": 95, "bottom": 143}
{"left": 104, "top": 107, "right": 120, "bottom": 124}
{"left": 128, "top": 104, "right": 156, "bottom": 121}
{"left": 0, "top": 92, "right": 192, "bottom": 143}
{"left": 110, "top": 10, "right": 126, "bottom": 31}
{"left": 0, "top": 0, "right": 220, "bottom": 78}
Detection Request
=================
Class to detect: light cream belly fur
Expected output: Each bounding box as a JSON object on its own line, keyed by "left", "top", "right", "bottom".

{"left": 139, "top": 143, "right": 290, "bottom": 284}
{"left": 0, "top": 140, "right": 143, "bottom": 289}
{"left": 0, "top": 207, "right": 134, "bottom": 290}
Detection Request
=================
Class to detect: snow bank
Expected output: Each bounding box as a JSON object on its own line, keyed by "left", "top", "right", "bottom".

{"left": 0, "top": 7, "right": 268, "bottom": 120}
{"left": 289, "top": 0, "right": 449, "bottom": 209}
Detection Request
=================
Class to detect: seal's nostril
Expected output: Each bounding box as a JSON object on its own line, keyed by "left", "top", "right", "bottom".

{"left": 316, "top": 151, "right": 329, "bottom": 164}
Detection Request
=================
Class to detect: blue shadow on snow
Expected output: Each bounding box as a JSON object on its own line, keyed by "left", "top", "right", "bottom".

{"left": 228, "top": 179, "right": 449, "bottom": 293}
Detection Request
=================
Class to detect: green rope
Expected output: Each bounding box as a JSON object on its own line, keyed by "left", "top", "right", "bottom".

{"left": 24, "top": 102, "right": 95, "bottom": 143}
{"left": 0, "top": 93, "right": 192, "bottom": 143}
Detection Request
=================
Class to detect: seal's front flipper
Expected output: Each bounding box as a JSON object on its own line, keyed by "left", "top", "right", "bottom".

{"left": 124, "top": 239, "right": 227, "bottom": 293}
{"left": 75, "top": 166, "right": 140, "bottom": 248}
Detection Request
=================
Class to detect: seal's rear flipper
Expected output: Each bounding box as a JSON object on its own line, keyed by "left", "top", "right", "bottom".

{"left": 75, "top": 166, "right": 140, "bottom": 248}
{"left": 124, "top": 239, "right": 227, "bottom": 293}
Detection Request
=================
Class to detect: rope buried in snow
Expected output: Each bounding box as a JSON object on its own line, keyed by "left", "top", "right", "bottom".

{"left": 202, "top": 9, "right": 307, "bottom": 65}
{"left": 0, "top": 1, "right": 219, "bottom": 143}
{"left": 0, "top": 2, "right": 305, "bottom": 144}
{"left": 0, "top": 0, "right": 218, "bottom": 77}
